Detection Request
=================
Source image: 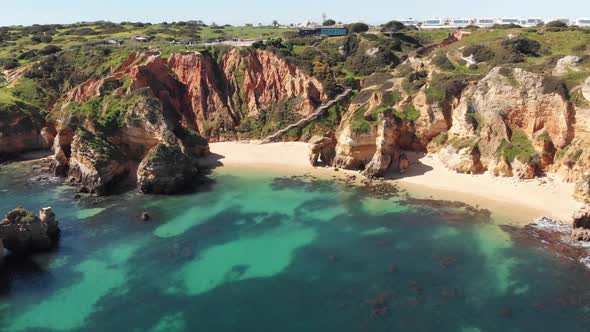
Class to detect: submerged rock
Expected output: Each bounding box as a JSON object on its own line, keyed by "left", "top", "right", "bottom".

{"left": 0, "top": 207, "right": 60, "bottom": 255}
{"left": 137, "top": 144, "right": 199, "bottom": 194}
{"left": 141, "top": 212, "right": 150, "bottom": 222}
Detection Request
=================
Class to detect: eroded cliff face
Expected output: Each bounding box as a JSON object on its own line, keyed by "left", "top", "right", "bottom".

{"left": 450, "top": 68, "right": 573, "bottom": 156}
{"left": 223, "top": 49, "right": 324, "bottom": 117}
{"left": 333, "top": 65, "right": 437, "bottom": 173}
{"left": 332, "top": 58, "right": 588, "bottom": 185}
{"left": 167, "top": 49, "right": 325, "bottom": 140}
{"left": 0, "top": 106, "right": 53, "bottom": 160}
{"left": 442, "top": 67, "right": 574, "bottom": 178}
{"left": 40, "top": 48, "right": 324, "bottom": 194}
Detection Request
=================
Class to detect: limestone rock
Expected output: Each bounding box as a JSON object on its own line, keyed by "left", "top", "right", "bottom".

{"left": 399, "top": 153, "right": 410, "bottom": 174}
{"left": 436, "top": 144, "right": 486, "bottom": 175}
{"left": 137, "top": 144, "right": 199, "bottom": 194}
{"left": 67, "top": 129, "right": 129, "bottom": 195}
{"left": 448, "top": 67, "right": 574, "bottom": 173}
{"left": 363, "top": 110, "right": 400, "bottom": 178}
{"left": 553, "top": 56, "right": 581, "bottom": 76}
{"left": 0, "top": 207, "right": 60, "bottom": 255}
{"left": 309, "top": 132, "right": 336, "bottom": 166}
{"left": 51, "top": 126, "right": 75, "bottom": 176}
{"left": 489, "top": 159, "right": 514, "bottom": 177}
{"left": 511, "top": 159, "right": 538, "bottom": 180}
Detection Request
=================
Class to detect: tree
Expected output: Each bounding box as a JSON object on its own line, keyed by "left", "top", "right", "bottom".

{"left": 546, "top": 20, "right": 568, "bottom": 28}
{"left": 323, "top": 19, "right": 336, "bottom": 26}
{"left": 272, "top": 20, "right": 280, "bottom": 28}
{"left": 348, "top": 22, "right": 369, "bottom": 33}
{"left": 381, "top": 20, "right": 405, "bottom": 33}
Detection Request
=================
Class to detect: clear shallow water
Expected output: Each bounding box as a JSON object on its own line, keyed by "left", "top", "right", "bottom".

{"left": 1, "top": 165, "right": 590, "bottom": 331}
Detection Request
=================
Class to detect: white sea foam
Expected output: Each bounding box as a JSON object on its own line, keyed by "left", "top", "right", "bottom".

{"left": 580, "top": 256, "right": 590, "bottom": 269}
{"left": 531, "top": 217, "right": 570, "bottom": 234}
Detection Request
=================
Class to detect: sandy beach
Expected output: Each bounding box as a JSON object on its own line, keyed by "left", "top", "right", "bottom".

{"left": 203, "top": 141, "right": 583, "bottom": 224}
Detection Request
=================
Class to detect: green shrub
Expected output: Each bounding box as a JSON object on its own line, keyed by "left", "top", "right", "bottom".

{"left": 350, "top": 107, "right": 371, "bottom": 133}
{"left": 404, "top": 103, "right": 420, "bottom": 121}
{"left": 380, "top": 91, "right": 402, "bottom": 106}
{"left": 497, "top": 129, "right": 535, "bottom": 162}
{"left": 462, "top": 44, "right": 495, "bottom": 63}
{"left": 381, "top": 21, "right": 406, "bottom": 33}
{"left": 344, "top": 47, "right": 400, "bottom": 76}
{"left": 402, "top": 70, "right": 428, "bottom": 94}
{"left": 449, "top": 137, "right": 478, "bottom": 150}
{"left": 0, "top": 58, "right": 18, "bottom": 70}
{"left": 432, "top": 53, "right": 455, "bottom": 71}
{"left": 431, "top": 132, "right": 448, "bottom": 145}
{"left": 363, "top": 72, "right": 394, "bottom": 87}
{"left": 348, "top": 23, "right": 369, "bottom": 34}
{"left": 491, "top": 23, "right": 522, "bottom": 29}
{"left": 502, "top": 38, "right": 542, "bottom": 57}
{"left": 546, "top": 20, "right": 568, "bottom": 28}
{"left": 5, "top": 207, "right": 37, "bottom": 224}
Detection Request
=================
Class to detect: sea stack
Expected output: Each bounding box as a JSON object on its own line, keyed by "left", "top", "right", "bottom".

{"left": 0, "top": 207, "right": 60, "bottom": 255}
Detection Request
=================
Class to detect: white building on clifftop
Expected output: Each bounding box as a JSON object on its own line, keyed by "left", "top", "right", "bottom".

{"left": 574, "top": 18, "right": 590, "bottom": 27}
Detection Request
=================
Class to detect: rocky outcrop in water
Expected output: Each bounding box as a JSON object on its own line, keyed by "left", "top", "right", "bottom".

{"left": 66, "top": 128, "right": 129, "bottom": 195}
{"left": 0, "top": 207, "right": 60, "bottom": 255}
{"left": 137, "top": 144, "right": 199, "bottom": 194}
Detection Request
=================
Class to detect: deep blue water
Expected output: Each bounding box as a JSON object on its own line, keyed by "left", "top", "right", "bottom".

{"left": 1, "top": 164, "right": 590, "bottom": 332}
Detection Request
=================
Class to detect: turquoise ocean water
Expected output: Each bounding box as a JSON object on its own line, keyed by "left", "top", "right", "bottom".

{"left": 1, "top": 165, "right": 590, "bottom": 331}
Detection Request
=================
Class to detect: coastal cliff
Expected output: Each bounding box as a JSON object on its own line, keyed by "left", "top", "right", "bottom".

{"left": 1, "top": 48, "right": 324, "bottom": 194}
{"left": 2, "top": 27, "right": 590, "bottom": 203}
{"left": 331, "top": 51, "right": 590, "bottom": 191}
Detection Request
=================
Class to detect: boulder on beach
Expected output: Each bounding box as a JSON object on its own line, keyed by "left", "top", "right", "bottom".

{"left": 309, "top": 132, "right": 337, "bottom": 167}
{"left": 399, "top": 153, "right": 410, "bottom": 174}
{"left": 0, "top": 207, "right": 60, "bottom": 255}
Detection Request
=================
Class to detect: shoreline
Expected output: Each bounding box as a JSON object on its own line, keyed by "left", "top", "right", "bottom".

{"left": 203, "top": 141, "right": 584, "bottom": 226}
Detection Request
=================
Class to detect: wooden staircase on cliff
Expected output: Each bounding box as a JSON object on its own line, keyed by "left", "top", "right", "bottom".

{"left": 261, "top": 86, "right": 353, "bottom": 144}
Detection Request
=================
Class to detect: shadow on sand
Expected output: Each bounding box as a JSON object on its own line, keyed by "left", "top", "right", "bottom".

{"left": 383, "top": 152, "right": 434, "bottom": 180}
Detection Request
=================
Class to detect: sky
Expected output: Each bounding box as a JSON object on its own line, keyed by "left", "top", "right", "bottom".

{"left": 1, "top": 0, "right": 590, "bottom": 26}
